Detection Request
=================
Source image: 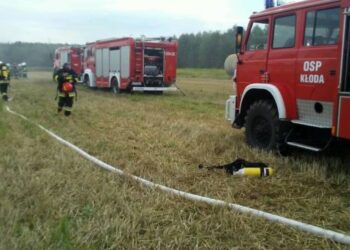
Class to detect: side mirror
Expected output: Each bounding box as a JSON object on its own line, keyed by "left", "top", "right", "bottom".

{"left": 235, "top": 26, "right": 244, "bottom": 54}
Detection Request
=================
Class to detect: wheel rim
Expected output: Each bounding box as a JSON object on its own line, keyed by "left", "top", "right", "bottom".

{"left": 251, "top": 116, "right": 272, "bottom": 148}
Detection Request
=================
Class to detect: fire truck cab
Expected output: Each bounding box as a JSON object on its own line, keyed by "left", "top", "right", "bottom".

{"left": 53, "top": 47, "right": 84, "bottom": 78}
{"left": 226, "top": 0, "right": 350, "bottom": 152}
{"left": 82, "top": 37, "right": 178, "bottom": 93}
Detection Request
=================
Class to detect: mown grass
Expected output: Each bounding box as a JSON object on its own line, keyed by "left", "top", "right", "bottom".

{"left": 0, "top": 71, "right": 350, "bottom": 249}
{"left": 177, "top": 68, "right": 229, "bottom": 80}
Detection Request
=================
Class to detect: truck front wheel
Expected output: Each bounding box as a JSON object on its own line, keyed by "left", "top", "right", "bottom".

{"left": 83, "top": 75, "right": 90, "bottom": 86}
{"left": 245, "top": 100, "right": 280, "bottom": 151}
{"left": 111, "top": 78, "right": 120, "bottom": 94}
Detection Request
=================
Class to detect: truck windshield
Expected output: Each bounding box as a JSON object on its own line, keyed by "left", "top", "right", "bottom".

{"left": 246, "top": 20, "right": 269, "bottom": 51}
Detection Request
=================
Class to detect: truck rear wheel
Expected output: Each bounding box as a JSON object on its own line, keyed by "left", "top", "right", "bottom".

{"left": 245, "top": 100, "right": 280, "bottom": 151}
{"left": 111, "top": 78, "right": 120, "bottom": 94}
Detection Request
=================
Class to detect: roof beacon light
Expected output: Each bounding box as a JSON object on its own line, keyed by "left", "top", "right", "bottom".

{"left": 265, "top": 0, "right": 275, "bottom": 9}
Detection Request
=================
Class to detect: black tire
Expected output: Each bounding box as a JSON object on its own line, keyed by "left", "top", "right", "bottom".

{"left": 111, "top": 78, "right": 120, "bottom": 94}
{"left": 83, "top": 75, "right": 90, "bottom": 86}
{"left": 245, "top": 100, "right": 281, "bottom": 151}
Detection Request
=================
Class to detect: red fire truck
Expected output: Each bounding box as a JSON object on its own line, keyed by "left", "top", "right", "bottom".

{"left": 53, "top": 46, "right": 84, "bottom": 77}
{"left": 81, "top": 37, "right": 178, "bottom": 93}
{"left": 225, "top": 0, "right": 350, "bottom": 152}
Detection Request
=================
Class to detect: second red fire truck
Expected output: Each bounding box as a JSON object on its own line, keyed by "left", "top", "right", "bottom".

{"left": 82, "top": 37, "right": 178, "bottom": 93}
{"left": 53, "top": 46, "right": 84, "bottom": 77}
{"left": 225, "top": 0, "right": 350, "bottom": 152}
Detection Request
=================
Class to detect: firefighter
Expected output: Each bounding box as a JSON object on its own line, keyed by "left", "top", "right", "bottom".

{"left": 54, "top": 63, "right": 78, "bottom": 116}
{"left": 0, "top": 61, "right": 11, "bottom": 101}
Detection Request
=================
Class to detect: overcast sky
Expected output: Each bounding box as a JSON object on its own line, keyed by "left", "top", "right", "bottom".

{"left": 1, "top": 0, "right": 293, "bottom": 44}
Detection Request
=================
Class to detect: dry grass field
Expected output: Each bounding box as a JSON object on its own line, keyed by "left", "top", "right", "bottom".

{"left": 0, "top": 71, "right": 350, "bottom": 249}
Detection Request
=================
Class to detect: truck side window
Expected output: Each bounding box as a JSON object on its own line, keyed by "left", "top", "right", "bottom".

{"left": 273, "top": 15, "right": 296, "bottom": 49}
{"left": 246, "top": 20, "right": 269, "bottom": 51}
{"left": 304, "top": 7, "right": 340, "bottom": 46}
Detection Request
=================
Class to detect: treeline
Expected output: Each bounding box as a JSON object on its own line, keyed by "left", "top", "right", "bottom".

{"left": 178, "top": 28, "right": 235, "bottom": 68}
{"left": 0, "top": 28, "right": 236, "bottom": 69}
{"left": 0, "top": 42, "right": 69, "bottom": 68}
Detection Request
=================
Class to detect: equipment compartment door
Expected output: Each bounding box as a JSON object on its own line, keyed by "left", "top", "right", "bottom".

{"left": 338, "top": 97, "right": 350, "bottom": 139}
{"left": 121, "top": 46, "right": 130, "bottom": 79}
{"left": 109, "top": 49, "right": 120, "bottom": 73}
{"left": 96, "top": 49, "right": 103, "bottom": 78}
{"left": 338, "top": 10, "right": 350, "bottom": 139}
{"left": 102, "top": 48, "right": 109, "bottom": 79}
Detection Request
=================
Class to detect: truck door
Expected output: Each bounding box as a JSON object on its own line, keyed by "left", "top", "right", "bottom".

{"left": 338, "top": 8, "right": 350, "bottom": 139}
{"left": 267, "top": 13, "right": 297, "bottom": 118}
{"left": 295, "top": 7, "right": 340, "bottom": 128}
{"left": 237, "top": 19, "right": 270, "bottom": 94}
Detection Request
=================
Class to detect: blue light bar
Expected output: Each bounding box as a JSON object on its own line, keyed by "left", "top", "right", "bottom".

{"left": 265, "top": 0, "right": 275, "bottom": 8}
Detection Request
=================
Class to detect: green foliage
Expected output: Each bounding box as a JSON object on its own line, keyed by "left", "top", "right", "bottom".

{"left": 178, "top": 28, "right": 236, "bottom": 68}
{"left": 0, "top": 28, "right": 237, "bottom": 69}
{"left": 0, "top": 42, "right": 74, "bottom": 68}
{"left": 50, "top": 217, "right": 73, "bottom": 250}
{"left": 246, "top": 23, "right": 269, "bottom": 50}
{"left": 81, "top": 204, "right": 96, "bottom": 218}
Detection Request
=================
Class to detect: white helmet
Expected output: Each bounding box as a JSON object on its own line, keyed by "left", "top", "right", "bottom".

{"left": 0, "top": 61, "right": 2, "bottom": 64}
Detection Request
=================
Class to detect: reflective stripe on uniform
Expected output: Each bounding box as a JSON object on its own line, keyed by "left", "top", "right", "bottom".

{"left": 68, "top": 92, "right": 76, "bottom": 97}
{"left": 65, "top": 76, "right": 73, "bottom": 81}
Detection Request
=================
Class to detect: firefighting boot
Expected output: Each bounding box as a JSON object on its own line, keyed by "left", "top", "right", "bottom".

{"left": 64, "top": 110, "right": 71, "bottom": 117}
{"left": 2, "top": 94, "right": 8, "bottom": 101}
{"left": 57, "top": 107, "right": 63, "bottom": 113}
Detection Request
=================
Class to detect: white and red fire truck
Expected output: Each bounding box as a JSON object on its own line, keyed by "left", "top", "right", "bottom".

{"left": 81, "top": 37, "right": 178, "bottom": 93}
{"left": 225, "top": 0, "right": 350, "bottom": 152}
{"left": 53, "top": 46, "right": 84, "bottom": 77}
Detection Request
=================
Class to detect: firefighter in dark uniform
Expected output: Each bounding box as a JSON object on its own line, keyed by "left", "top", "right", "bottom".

{"left": 0, "top": 62, "right": 11, "bottom": 101}
{"left": 54, "top": 63, "right": 78, "bottom": 116}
